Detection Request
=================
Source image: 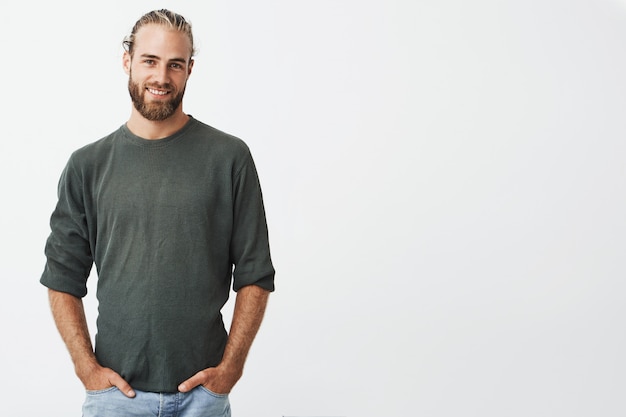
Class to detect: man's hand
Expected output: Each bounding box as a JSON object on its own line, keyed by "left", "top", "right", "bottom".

{"left": 177, "top": 364, "right": 242, "bottom": 394}
{"left": 77, "top": 361, "right": 136, "bottom": 398}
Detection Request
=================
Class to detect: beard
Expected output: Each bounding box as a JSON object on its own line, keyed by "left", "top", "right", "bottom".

{"left": 127, "top": 73, "right": 186, "bottom": 121}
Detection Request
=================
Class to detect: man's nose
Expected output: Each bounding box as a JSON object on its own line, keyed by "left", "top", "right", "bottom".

{"left": 153, "top": 64, "right": 169, "bottom": 84}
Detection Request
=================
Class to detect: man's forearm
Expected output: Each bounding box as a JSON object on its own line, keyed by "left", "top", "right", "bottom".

{"left": 48, "top": 289, "right": 99, "bottom": 376}
{"left": 220, "top": 284, "right": 270, "bottom": 375}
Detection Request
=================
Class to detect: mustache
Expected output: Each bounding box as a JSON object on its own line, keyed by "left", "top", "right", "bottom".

{"left": 144, "top": 82, "right": 175, "bottom": 91}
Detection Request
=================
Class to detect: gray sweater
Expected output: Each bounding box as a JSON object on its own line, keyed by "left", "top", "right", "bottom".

{"left": 41, "top": 117, "right": 275, "bottom": 392}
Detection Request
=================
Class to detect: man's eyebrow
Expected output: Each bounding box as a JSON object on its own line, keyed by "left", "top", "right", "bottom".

{"left": 139, "top": 54, "right": 188, "bottom": 64}
{"left": 139, "top": 53, "right": 160, "bottom": 60}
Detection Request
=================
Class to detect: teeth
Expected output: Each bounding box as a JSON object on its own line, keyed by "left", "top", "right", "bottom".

{"left": 148, "top": 88, "right": 168, "bottom": 95}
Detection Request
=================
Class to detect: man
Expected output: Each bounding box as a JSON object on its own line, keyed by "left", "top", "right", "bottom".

{"left": 40, "top": 9, "right": 275, "bottom": 417}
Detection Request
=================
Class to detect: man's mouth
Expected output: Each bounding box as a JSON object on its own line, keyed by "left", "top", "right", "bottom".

{"left": 147, "top": 87, "right": 169, "bottom": 96}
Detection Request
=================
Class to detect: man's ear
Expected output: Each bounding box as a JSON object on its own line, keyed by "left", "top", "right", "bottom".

{"left": 188, "top": 59, "right": 194, "bottom": 77}
{"left": 123, "top": 51, "right": 131, "bottom": 75}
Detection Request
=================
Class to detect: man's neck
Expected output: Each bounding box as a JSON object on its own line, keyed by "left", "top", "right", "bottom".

{"left": 126, "top": 108, "right": 190, "bottom": 140}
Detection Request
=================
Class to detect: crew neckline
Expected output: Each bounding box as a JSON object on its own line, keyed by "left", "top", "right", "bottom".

{"left": 121, "top": 116, "right": 196, "bottom": 148}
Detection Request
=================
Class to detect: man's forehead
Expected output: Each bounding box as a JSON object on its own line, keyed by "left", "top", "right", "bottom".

{"left": 133, "top": 24, "right": 193, "bottom": 58}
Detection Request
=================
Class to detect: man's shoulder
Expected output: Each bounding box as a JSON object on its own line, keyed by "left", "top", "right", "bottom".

{"left": 69, "top": 125, "right": 124, "bottom": 161}
{"left": 189, "top": 118, "right": 251, "bottom": 156}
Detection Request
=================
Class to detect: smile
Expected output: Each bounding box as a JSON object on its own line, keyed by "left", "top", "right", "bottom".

{"left": 147, "top": 88, "right": 169, "bottom": 96}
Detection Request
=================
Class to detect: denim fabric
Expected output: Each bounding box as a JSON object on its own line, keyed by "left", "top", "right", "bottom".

{"left": 82, "top": 386, "right": 231, "bottom": 417}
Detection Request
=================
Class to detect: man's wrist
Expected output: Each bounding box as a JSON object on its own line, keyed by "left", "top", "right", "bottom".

{"left": 215, "top": 361, "right": 243, "bottom": 382}
{"left": 74, "top": 357, "right": 101, "bottom": 381}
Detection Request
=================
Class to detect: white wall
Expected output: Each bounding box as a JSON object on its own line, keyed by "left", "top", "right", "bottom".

{"left": 2, "top": 1, "right": 625, "bottom": 416}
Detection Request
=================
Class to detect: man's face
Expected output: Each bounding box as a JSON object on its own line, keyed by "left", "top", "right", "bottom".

{"left": 123, "top": 24, "right": 194, "bottom": 121}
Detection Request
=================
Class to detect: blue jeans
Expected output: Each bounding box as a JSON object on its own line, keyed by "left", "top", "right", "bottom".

{"left": 82, "top": 386, "right": 231, "bottom": 417}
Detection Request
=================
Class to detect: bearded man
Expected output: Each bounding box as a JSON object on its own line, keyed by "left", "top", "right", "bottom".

{"left": 40, "top": 9, "right": 275, "bottom": 417}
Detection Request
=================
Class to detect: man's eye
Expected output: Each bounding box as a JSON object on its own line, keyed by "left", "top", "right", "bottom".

{"left": 171, "top": 63, "right": 183, "bottom": 69}
{"left": 144, "top": 59, "right": 155, "bottom": 65}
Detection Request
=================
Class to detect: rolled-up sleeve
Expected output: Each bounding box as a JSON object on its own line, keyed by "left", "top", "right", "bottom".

{"left": 40, "top": 157, "right": 93, "bottom": 298}
{"left": 229, "top": 152, "right": 275, "bottom": 292}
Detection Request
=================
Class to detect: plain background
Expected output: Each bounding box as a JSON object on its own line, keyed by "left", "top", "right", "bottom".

{"left": 2, "top": 0, "right": 625, "bottom": 416}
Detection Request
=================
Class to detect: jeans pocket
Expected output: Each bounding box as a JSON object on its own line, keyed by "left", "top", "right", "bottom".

{"left": 182, "top": 386, "right": 231, "bottom": 416}
{"left": 198, "top": 385, "right": 229, "bottom": 398}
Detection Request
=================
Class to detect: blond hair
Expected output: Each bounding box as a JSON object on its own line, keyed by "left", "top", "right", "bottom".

{"left": 123, "top": 9, "right": 195, "bottom": 60}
